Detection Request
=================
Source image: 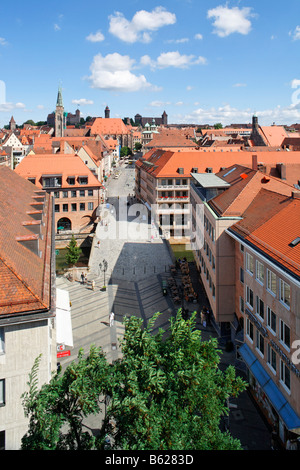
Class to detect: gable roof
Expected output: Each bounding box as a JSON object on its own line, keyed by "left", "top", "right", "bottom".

{"left": 88, "top": 118, "right": 130, "bottom": 136}
{"left": 0, "top": 166, "right": 54, "bottom": 316}
{"left": 14, "top": 153, "right": 103, "bottom": 188}
{"left": 229, "top": 189, "right": 300, "bottom": 278}
{"left": 208, "top": 165, "right": 294, "bottom": 217}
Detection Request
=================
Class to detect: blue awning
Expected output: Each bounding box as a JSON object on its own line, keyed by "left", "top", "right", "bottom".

{"left": 239, "top": 343, "right": 300, "bottom": 432}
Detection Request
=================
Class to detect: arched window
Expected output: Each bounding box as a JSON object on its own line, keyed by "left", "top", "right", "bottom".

{"left": 57, "top": 217, "right": 71, "bottom": 232}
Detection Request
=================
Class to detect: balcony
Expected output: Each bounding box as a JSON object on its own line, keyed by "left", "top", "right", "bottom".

{"left": 157, "top": 196, "right": 190, "bottom": 203}
{"left": 156, "top": 184, "right": 189, "bottom": 190}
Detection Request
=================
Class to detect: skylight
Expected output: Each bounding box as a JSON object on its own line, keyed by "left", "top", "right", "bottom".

{"left": 290, "top": 237, "right": 300, "bottom": 247}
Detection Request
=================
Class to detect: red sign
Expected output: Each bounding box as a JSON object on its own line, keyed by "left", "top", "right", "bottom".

{"left": 57, "top": 350, "right": 71, "bottom": 358}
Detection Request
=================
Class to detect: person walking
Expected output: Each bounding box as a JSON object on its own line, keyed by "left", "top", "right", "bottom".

{"left": 81, "top": 272, "right": 85, "bottom": 284}
{"left": 109, "top": 312, "right": 115, "bottom": 327}
{"left": 91, "top": 280, "right": 95, "bottom": 291}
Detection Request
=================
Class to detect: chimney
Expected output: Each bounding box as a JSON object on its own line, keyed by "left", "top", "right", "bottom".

{"left": 292, "top": 191, "right": 300, "bottom": 199}
{"left": 277, "top": 163, "right": 286, "bottom": 180}
{"left": 252, "top": 154, "right": 258, "bottom": 171}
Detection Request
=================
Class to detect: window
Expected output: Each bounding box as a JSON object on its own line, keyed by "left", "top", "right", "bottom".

{"left": 54, "top": 191, "right": 60, "bottom": 198}
{"left": 246, "top": 318, "right": 254, "bottom": 341}
{"left": 256, "top": 296, "right": 264, "bottom": 320}
{"left": 246, "top": 253, "right": 254, "bottom": 274}
{"left": 79, "top": 177, "right": 88, "bottom": 185}
{"left": 0, "top": 379, "right": 5, "bottom": 406}
{"left": 88, "top": 189, "right": 93, "bottom": 196}
{"left": 212, "top": 284, "right": 215, "bottom": 298}
{"left": 80, "top": 190, "right": 85, "bottom": 197}
{"left": 240, "top": 244, "right": 244, "bottom": 252}
{"left": 240, "top": 267, "right": 244, "bottom": 284}
{"left": 267, "top": 345, "right": 277, "bottom": 373}
{"left": 88, "top": 202, "right": 94, "bottom": 211}
{"left": 280, "top": 360, "right": 291, "bottom": 392}
{"left": 71, "top": 190, "right": 77, "bottom": 198}
{"left": 256, "top": 260, "right": 264, "bottom": 284}
{"left": 267, "top": 269, "right": 276, "bottom": 295}
{"left": 28, "top": 177, "right": 36, "bottom": 185}
{"left": 62, "top": 191, "right": 68, "bottom": 198}
{"left": 54, "top": 205, "right": 60, "bottom": 213}
{"left": 267, "top": 307, "right": 276, "bottom": 334}
{"left": 239, "top": 296, "right": 244, "bottom": 313}
{"left": 43, "top": 176, "right": 62, "bottom": 188}
{"left": 71, "top": 203, "right": 77, "bottom": 212}
{"left": 246, "top": 286, "right": 253, "bottom": 308}
{"left": 68, "top": 177, "right": 75, "bottom": 185}
{"left": 0, "top": 328, "right": 4, "bottom": 354}
{"left": 80, "top": 203, "right": 85, "bottom": 211}
{"left": 256, "top": 331, "right": 264, "bottom": 356}
{"left": 279, "top": 279, "right": 290, "bottom": 308}
{"left": 280, "top": 320, "right": 290, "bottom": 350}
{"left": 63, "top": 204, "right": 68, "bottom": 212}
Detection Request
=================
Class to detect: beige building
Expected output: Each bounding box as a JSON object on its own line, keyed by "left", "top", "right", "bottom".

{"left": 0, "top": 166, "right": 57, "bottom": 449}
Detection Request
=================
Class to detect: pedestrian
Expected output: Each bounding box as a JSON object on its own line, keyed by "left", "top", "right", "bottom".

{"left": 81, "top": 272, "right": 85, "bottom": 284}
{"left": 109, "top": 312, "right": 115, "bottom": 327}
{"left": 91, "top": 280, "right": 95, "bottom": 291}
{"left": 200, "top": 308, "right": 206, "bottom": 326}
{"left": 84, "top": 274, "right": 87, "bottom": 284}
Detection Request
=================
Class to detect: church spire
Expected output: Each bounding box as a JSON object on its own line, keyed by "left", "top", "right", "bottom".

{"left": 56, "top": 86, "right": 63, "bottom": 108}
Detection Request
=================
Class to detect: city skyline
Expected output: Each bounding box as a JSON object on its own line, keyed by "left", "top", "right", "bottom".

{"left": 0, "top": 0, "right": 300, "bottom": 127}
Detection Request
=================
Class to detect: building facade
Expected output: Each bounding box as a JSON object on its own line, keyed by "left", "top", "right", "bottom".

{"left": 0, "top": 166, "right": 57, "bottom": 450}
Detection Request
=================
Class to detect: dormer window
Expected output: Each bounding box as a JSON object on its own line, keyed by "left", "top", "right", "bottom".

{"left": 68, "top": 177, "right": 76, "bottom": 185}
{"left": 78, "top": 176, "right": 88, "bottom": 185}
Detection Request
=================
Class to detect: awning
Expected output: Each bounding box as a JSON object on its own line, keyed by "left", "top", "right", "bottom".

{"left": 56, "top": 288, "right": 73, "bottom": 348}
{"left": 239, "top": 343, "right": 300, "bottom": 432}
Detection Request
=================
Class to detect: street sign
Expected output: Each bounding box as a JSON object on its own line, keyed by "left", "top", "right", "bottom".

{"left": 57, "top": 344, "right": 65, "bottom": 352}
{"left": 57, "top": 350, "right": 70, "bottom": 358}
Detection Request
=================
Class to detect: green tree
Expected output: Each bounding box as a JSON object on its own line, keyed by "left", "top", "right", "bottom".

{"left": 21, "top": 311, "right": 247, "bottom": 450}
{"left": 120, "top": 146, "right": 132, "bottom": 158}
{"left": 65, "top": 235, "right": 82, "bottom": 266}
{"left": 21, "top": 347, "right": 110, "bottom": 450}
{"left": 214, "top": 122, "right": 223, "bottom": 129}
{"left": 134, "top": 142, "right": 142, "bottom": 152}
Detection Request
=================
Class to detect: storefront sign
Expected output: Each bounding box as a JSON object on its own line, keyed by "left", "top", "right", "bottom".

{"left": 57, "top": 350, "right": 71, "bottom": 358}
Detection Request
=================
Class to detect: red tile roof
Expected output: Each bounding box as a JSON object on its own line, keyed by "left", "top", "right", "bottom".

{"left": 0, "top": 166, "right": 53, "bottom": 315}
{"left": 14, "top": 153, "right": 103, "bottom": 189}
{"left": 230, "top": 189, "right": 300, "bottom": 277}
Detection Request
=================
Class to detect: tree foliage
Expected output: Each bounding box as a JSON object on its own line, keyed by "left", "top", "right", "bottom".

{"left": 65, "top": 235, "right": 82, "bottom": 266}
{"left": 21, "top": 311, "right": 247, "bottom": 450}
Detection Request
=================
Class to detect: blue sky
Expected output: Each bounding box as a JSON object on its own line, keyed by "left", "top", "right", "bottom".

{"left": 0, "top": 0, "right": 300, "bottom": 128}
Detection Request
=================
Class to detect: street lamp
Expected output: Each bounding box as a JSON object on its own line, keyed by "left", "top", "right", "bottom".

{"left": 99, "top": 259, "right": 108, "bottom": 288}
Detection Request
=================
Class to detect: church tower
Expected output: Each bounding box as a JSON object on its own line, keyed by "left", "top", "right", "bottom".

{"left": 105, "top": 105, "right": 110, "bottom": 119}
{"left": 55, "top": 86, "right": 65, "bottom": 137}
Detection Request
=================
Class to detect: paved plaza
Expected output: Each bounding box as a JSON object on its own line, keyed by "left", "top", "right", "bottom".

{"left": 55, "top": 162, "right": 272, "bottom": 450}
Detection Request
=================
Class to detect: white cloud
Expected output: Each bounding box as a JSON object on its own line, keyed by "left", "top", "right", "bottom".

{"left": 233, "top": 83, "right": 247, "bottom": 87}
{"left": 207, "top": 5, "right": 254, "bottom": 37}
{"left": 87, "top": 53, "right": 156, "bottom": 92}
{"left": 291, "top": 79, "right": 300, "bottom": 89}
{"left": 181, "top": 103, "right": 300, "bottom": 126}
{"left": 141, "top": 51, "right": 207, "bottom": 70}
{"left": 86, "top": 31, "right": 105, "bottom": 42}
{"left": 157, "top": 51, "right": 207, "bottom": 68}
{"left": 72, "top": 98, "right": 94, "bottom": 106}
{"left": 54, "top": 23, "right": 61, "bottom": 31}
{"left": 166, "top": 38, "right": 189, "bottom": 44}
{"left": 0, "top": 37, "right": 7, "bottom": 46}
{"left": 149, "top": 100, "right": 171, "bottom": 107}
{"left": 194, "top": 33, "right": 203, "bottom": 40}
{"left": 0, "top": 101, "right": 26, "bottom": 112}
{"left": 109, "top": 7, "right": 176, "bottom": 43}
{"left": 37, "top": 104, "right": 45, "bottom": 110}
{"left": 290, "top": 25, "right": 300, "bottom": 40}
